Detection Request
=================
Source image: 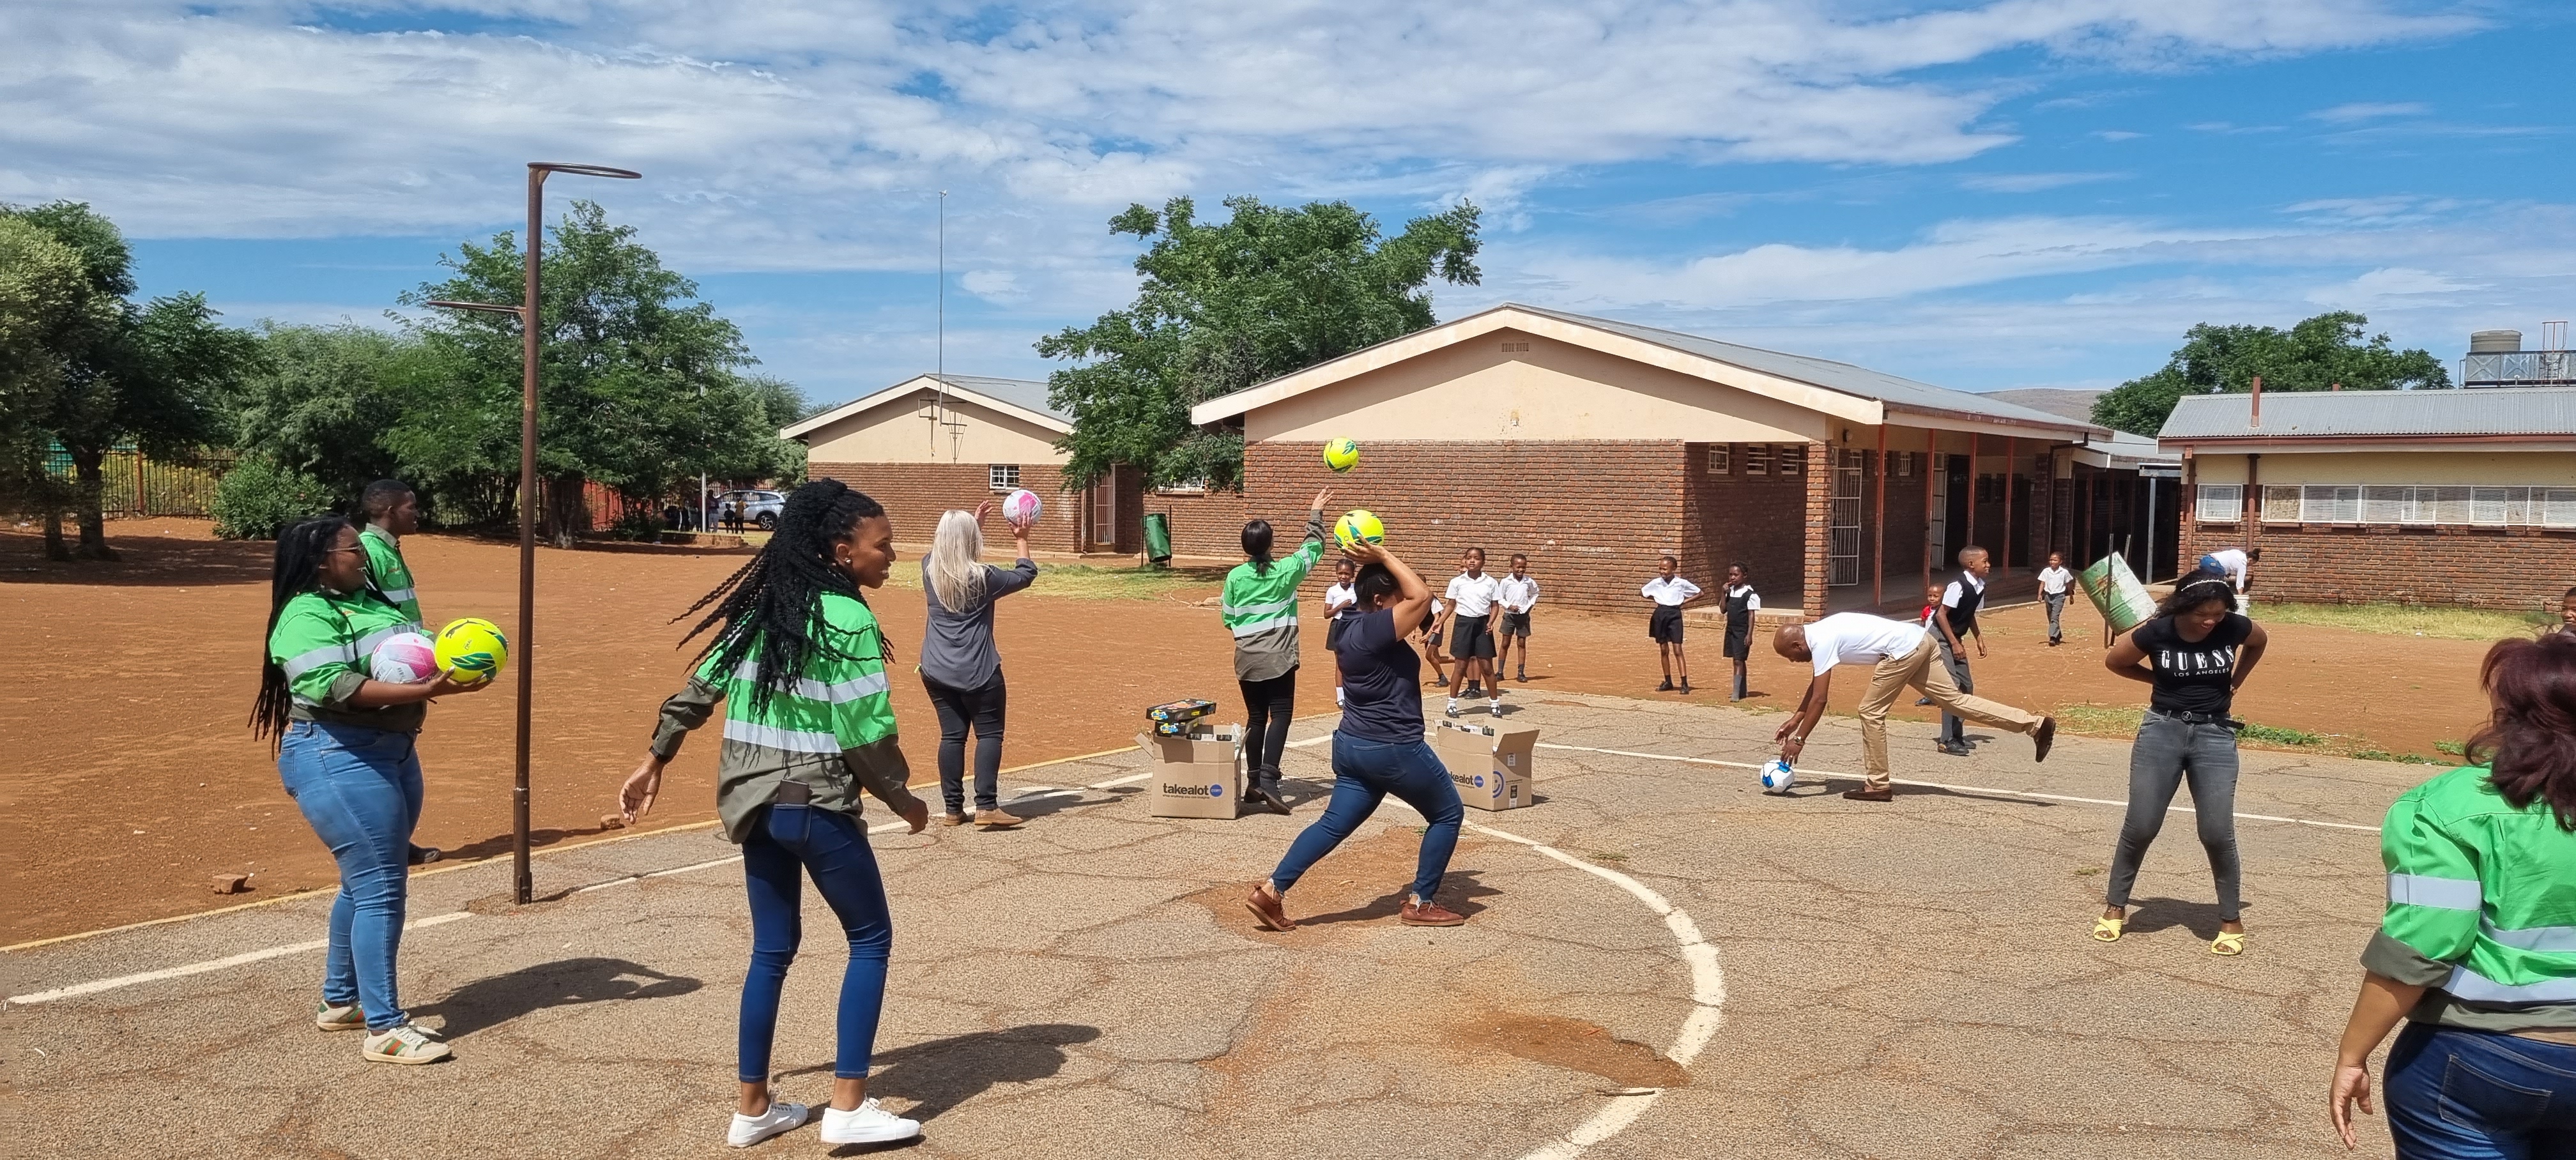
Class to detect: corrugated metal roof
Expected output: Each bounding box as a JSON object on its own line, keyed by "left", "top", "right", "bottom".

{"left": 924, "top": 374, "right": 1066, "bottom": 422}
{"left": 2159, "top": 386, "right": 2576, "bottom": 439}
{"left": 1508, "top": 305, "right": 2106, "bottom": 435}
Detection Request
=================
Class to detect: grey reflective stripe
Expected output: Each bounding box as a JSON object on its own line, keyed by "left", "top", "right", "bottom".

{"left": 2389, "top": 873, "right": 2483, "bottom": 911}
{"left": 723, "top": 719, "right": 841, "bottom": 754}
{"left": 354, "top": 625, "right": 406, "bottom": 658}
{"left": 280, "top": 644, "right": 355, "bottom": 680}
{"left": 2482, "top": 920, "right": 2576, "bottom": 954}
{"left": 379, "top": 587, "right": 415, "bottom": 604}
{"left": 1232, "top": 616, "right": 1296, "bottom": 639}
{"left": 2442, "top": 965, "right": 2576, "bottom": 1004}
{"left": 730, "top": 662, "right": 889, "bottom": 704}
{"left": 1223, "top": 598, "right": 1296, "bottom": 618}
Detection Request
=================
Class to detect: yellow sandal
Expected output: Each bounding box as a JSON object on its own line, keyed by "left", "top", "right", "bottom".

{"left": 2210, "top": 930, "right": 2246, "bottom": 956}
{"left": 2090, "top": 915, "right": 2125, "bottom": 943}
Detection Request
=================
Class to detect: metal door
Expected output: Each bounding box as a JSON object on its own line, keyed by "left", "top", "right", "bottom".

{"left": 1830, "top": 448, "right": 1863, "bottom": 586}
{"left": 1928, "top": 454, "right": 1949, "bottom": 567}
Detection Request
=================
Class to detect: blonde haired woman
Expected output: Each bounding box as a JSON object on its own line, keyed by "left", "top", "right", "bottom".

{"left": 921, "top": 500, "right": 1038, "bottom": 827}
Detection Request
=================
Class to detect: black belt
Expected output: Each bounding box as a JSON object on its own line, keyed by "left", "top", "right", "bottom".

{"left": 2152, "top": 709, "right": 2241, "bottom": 728}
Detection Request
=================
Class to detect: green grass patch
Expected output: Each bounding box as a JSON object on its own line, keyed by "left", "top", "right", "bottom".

{"left": 2436, "top": 740, "right": 2467, "bottom": 758}
{"left": 2240, "top": 722, "right": 2324, "bottom": 747}
{"left": 878, "top": 561, "right": 1227, "bottom": 602}
{"left": 2252, "top": 601, "right": 2552, "bottom": 641}
{"left": 2354, "top": 749, "right": 2444, "bottom": 765}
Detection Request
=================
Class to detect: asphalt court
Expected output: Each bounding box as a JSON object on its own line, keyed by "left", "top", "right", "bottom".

{"left": 1, "top": 692, "right": 2413, "bottom": 1158}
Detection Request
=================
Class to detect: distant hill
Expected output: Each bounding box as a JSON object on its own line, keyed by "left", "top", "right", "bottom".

{"left": 1985, "top": 388, "right": 2110, "bottom": 428}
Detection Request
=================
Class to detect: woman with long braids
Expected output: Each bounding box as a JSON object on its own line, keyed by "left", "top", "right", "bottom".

{"left": 615, "top": 480, "right": 931, "bottom": 1149}
{"left": 255, "top": 515, "right": 484, "bottom": 1064}
{"left": 2092, "top": 569, "right": 2269, "bottom": 954}
{"left": 1222, "top": 487, "right": 1332, "bottom": 816}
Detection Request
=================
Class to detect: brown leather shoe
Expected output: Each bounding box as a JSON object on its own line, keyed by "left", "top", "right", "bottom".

{"left": 975, "top": 807, "right": 1023, "bottom": 828}
{"left": 1245, "top": 885, "right": 1295, "bottom": 931}
{"left": 2034, "top": 716, "right": 2057, "bottom": 763}
{"left": 1400, "top": 898, "right": 1467, "bottom": 926}
{"left": 940, "top": 812, "right": 967, "bottom": 827}
{"left": 1841, "top": 787, "right": 1894, "bottom": 802}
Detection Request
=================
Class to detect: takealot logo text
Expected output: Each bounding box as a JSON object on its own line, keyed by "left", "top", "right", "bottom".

{"left": 1450, "top": 772, "right": 1487, "bottom": 788}
{"left": 1162, "top": 782, "right": 1225, "bottom": 798}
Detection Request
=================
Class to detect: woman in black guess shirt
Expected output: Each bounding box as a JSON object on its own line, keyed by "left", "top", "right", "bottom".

{"left": 2092, "top": 570, "right": 2269, "bottom": 956}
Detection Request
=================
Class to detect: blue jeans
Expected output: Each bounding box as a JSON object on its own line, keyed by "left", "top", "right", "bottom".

{"left": 2386, "top": 1022, "right": 2576, "bottom": 1158}
{"left": 1268, "top": 733, "right": 1464, "bottom": 904}
{"left": 277, "top": 720, "right": 424, "bottom": 1032}
{"left": 738, "top": 804, "right": 893, "bottom": 1082}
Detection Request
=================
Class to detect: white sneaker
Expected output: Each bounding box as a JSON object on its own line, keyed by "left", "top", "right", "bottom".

{"left": 1445, "top": 699, "right": 1460, "bottom": 718}
{"left": 818, "top": 1099, "right": 920, "bottom": 1145}
{"left": 361, "top": 1022, "right": 452, "bottom": 1064}
{"left": 314, "top": 1000, "right": 365, "bottom": 1032}
{"left": 728, "top": 1100, "right": 808, "bottom": 1148}
{"left": 1489, "top": 699, "right": 1502, "bottom": 715}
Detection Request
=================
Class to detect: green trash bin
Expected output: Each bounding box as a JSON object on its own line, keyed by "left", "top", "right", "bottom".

{"left": 1142, "top": 512, "right": 1173, "bottom": 567}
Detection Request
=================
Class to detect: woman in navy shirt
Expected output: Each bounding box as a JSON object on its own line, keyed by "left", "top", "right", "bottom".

{"left": 1244, "top": 540, "right": 1468, "bottom": 931}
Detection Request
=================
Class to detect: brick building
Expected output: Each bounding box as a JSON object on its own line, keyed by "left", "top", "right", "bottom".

{"left": 1188, "top": 304, "right": 2111, "bottom": 618}
{"left": 2161, "top": 385, "right": 2576, "bottom": 611}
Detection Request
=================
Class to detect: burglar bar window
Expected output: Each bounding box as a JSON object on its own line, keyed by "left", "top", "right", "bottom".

{"left": 1708, "top": 445, "right": 1730, "bottom": 474}
{"left": 990, "top": 464, "right": 1021, "bottom": 491}
{"left": 1778, "top": 445, "right": 1802, "bottom": 477}
{"left": 1745, "top": 445, "right": 1770, "bottom": 475}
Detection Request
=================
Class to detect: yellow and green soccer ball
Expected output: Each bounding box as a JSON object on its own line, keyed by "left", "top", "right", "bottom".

{"left": 1322, "top": 437, "right": 1361, "bottom": 473}
{"left": 1333, "top": 509, "right": 1384, "bottom": 552}
{"left": 434, "top": 617, "right": 510, "bottom": 684}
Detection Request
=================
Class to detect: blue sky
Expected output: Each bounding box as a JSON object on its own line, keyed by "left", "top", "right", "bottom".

{"left": 8, "top": 1, "right": 2570, "bottom": 410}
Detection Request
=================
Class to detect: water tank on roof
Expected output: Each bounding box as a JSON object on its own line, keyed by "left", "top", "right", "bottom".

{"left": 2470, "top": 330, "right": 2522, "bottom": 353}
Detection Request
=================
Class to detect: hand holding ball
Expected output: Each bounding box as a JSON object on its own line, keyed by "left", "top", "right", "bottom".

{"left": 1323, "top": 438, "right": 1361, "bottom": 473}
{"left": 1333, "top": 509, "right": 1384, "bottom": 553}
{"left": 1000, "top": 488, "right": 1043, "bottom": 529}
{"left": 369, "top": 632, "right": 441, "bottom": 684}
{"left": 434, "top": 617, "right": 510, "bottom": 685}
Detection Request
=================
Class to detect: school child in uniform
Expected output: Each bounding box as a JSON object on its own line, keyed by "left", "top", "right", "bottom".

{"left": 1418, "top": 597, "right": 1450, "bottom": 687}
{"left": 1323, "top": 558, "right": 1359, "bottom": 708}
{"left": 1913, "top": 583, "right": 1946, "bottom": 707}
{"left": 1641, "top": 553, "right": 1700, "bottom": 694}
{"left": 2039, "top": 552, "right": 2074, "bottom": 646}
{"left": 1720, "top": 563, "right": 1759, "bottom": 701}
{"left": 1495, "top": 554, "right": 1539, "bottom": 683}
{"left": 1936, "top": 546, "right": 1991, "bottom": 756}
{"left": 1444, "top": 547, "right": 1503, "bottom": 719}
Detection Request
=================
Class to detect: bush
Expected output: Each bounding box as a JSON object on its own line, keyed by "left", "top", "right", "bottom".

{"left": 211, "top": 457, "right": 337, "bottom": 540}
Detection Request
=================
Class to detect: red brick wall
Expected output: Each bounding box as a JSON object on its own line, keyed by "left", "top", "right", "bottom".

{"left": 2179, "top": 489, "right": 2575, "bottom": 611}
{"left": 1144, "top": 487, "right": 1252, "bottom": 558}
{"left": 1682, "top": 443, "right": 1813, "bottom": 613}
{"left": 1246, "top": 440, "right": 1701, "bottom": 615}
{"left": 808, "top": 461, "right": 1083, "bottom": 553}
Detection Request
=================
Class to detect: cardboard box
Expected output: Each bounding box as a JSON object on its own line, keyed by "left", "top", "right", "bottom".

{"left": 1432, "top": 720, "right": 1538, "bottom": 811}
{"left": 1137, "top": 726, "right": 1245, "bottom": 820}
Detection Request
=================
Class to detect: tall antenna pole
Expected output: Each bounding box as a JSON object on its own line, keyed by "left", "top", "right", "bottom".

{"left": 934, "top": 190, "right": 947, "bottom": 459}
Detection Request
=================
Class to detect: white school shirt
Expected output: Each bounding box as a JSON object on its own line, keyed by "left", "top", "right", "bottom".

{"left": 1446, "top": 572, "right": 1501, "bottom": 617}
{"left": 1496, "top": 574, "right": 1540, "bottom": 613}
{"left": 2038, "top": 566, "right": 2073, "bottom": 596}
{"left": 1641, "top": 576, "right": 1701, "bottom": 606}
{"left": 1724, "top": 583, "right": 1760, "bottom": 612}
{"left": 1941, "top": 570, "right": 1985, "bottom": 611}
{"left": 1802, "top": 613, "right": 1929, "bottom": 676}
{"left": 2207, "top": 547, "right": 2250, "bottom": 592}
{"left": 1323, "top": 581, "right": 1358, "bottom": 618}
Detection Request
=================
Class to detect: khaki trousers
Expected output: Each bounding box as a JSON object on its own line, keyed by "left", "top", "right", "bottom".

{"left": 1855, "top": 631, "right": 2045, "bottom": 791}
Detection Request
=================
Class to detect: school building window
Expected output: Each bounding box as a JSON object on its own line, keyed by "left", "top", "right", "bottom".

{"left": 1744, "top": 445, "right": 1769, "bottom": 475}
{"left": 1151, "top": 478, "right": 1208, "bottom": 496}
{"left": 1777, "top": 445, "right": 1801, "bottom": 477}
{"left": 1707, "top": 445, "right": 1730, "bottom": 474}
{"left": 1896, "top": 451, "right": 1913, "bottom": 478}
{"left": 989, "top": 464, "right": 1021, "bottom": 491}
{"left": 2195, "top": 484, "right": 2242, "bottom": 523}
{"left": 2259, "top": 484, "right": 2576, "bottom": 528}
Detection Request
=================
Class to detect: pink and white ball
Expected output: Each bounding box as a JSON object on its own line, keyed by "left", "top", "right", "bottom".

{"left": 1000, "top": 489, "right": 1043, "bottom": 526}
{"left": 371, "top": 632, "right": 442, "bottom": 684}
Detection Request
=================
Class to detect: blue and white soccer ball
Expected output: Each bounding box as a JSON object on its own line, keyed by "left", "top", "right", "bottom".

{"left": 1759, "top": 758, "right": 1797, "bottom": 794}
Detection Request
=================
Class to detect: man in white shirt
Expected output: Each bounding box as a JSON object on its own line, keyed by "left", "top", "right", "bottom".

{"left": 1772, "top": 611, "right": 2056, "bottom": 802}
{"left": 1442, "top": 547, "right": 1504, "bottom": 718}
{"left": 2037, "top": 552, "right": 2074, "bottom": 647}
{"left": 1641, "top": 552, "right": 1701, "bottom": 694}
{"left": 1494, "top": 553, "right": 1540, "bottom": 684}
{"left": 2196, "top": 547, "right": 2257, "bottom": 595}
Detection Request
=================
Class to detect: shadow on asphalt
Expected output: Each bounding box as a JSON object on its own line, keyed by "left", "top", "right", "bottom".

{"left": 783, "top": 1022, "right": 1103, "bottom": 1126}
{"left": 442, "top": 822, "right": 625, "bottom": 863}
{"left": 2123, "top": 896, "right": 2252, "bottom": 941}
{"left": 1294, "top": 869, "right": 1505, "bottom": 927}
{"left": 413, "top": 957, "right": 702, "bottom": 1039}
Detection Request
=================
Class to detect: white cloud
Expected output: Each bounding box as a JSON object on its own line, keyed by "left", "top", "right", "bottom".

{"left": 2094, "top": 130, "right": 2147, "bottom": 141}
{"left": 2311, "top": 101, "right": 2431, "bottom": 122}
{"left": 2306, "top": 266, "right": 2476, "bottom": 305}
{"left": 1959, "top": 171, "right": 2127, "bottom": 193}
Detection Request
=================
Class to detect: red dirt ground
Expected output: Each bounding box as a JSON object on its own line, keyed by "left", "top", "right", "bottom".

{"left": 0, "top": 519, "right": 2496, "bottom": 943}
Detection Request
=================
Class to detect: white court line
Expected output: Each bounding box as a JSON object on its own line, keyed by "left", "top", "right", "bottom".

{"left": 1367, "top": 795, "right": 1723, "bottom": 1160}
{"left": 7, "top": 912, "right": 473, "bottom": 1007}
{"left": 1534, "top": 742, "right": 2382, "bottom": 834}
{"left": 4, "top": 770, "right": 1162, "bottom": 1008}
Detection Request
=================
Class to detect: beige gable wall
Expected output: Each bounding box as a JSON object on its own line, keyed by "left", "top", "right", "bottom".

{"left": 1245, "top": 330, "right": 1831, "bottom": 445}
{"left": 2191, "top": 450, "right": 2576, "bottom": 487}
{"left": 802, "top": 391, "right": 1070, "bottom": 466}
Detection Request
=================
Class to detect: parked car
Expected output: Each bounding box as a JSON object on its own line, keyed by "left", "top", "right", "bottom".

{"left": 716, "top": 489, "right": 786, "bottom": 531}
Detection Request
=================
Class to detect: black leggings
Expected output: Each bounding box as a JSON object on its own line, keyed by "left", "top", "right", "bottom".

{"left": 923, "top": 672, "right": 1007, "bottom": 813}
{"left": 1238, "top": 668, "right": 1298, "bottom": 793}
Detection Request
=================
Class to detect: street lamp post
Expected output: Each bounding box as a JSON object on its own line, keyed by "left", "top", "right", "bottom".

{"left": 426, "top": 160, "right": 640, "bottom": 906}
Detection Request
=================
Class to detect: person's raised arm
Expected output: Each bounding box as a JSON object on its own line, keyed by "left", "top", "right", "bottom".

{"left": 1347, "top": 541, "right": 1430, "bottom": 636}
{"left": 2103, "top": 630, "right": 2153, "bottom": 685}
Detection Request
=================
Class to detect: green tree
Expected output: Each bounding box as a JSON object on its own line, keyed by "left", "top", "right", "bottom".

{"left": 2092, "top": 310, "right": 2451, "bottom": 436}
{"left": 1, "top": 201, "right": 259, "bottom": 559}
{"left": 0, "top": 217, "right": 118, "bottom": 531}
{"left": 1038, "top": 195, "right": 1482, "bottom": 490}
{"left": 222, "top": 323, "right": 421, "bottom": 505}
{"left": 394, "top": 201, "right": 785, "bottom": 544}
